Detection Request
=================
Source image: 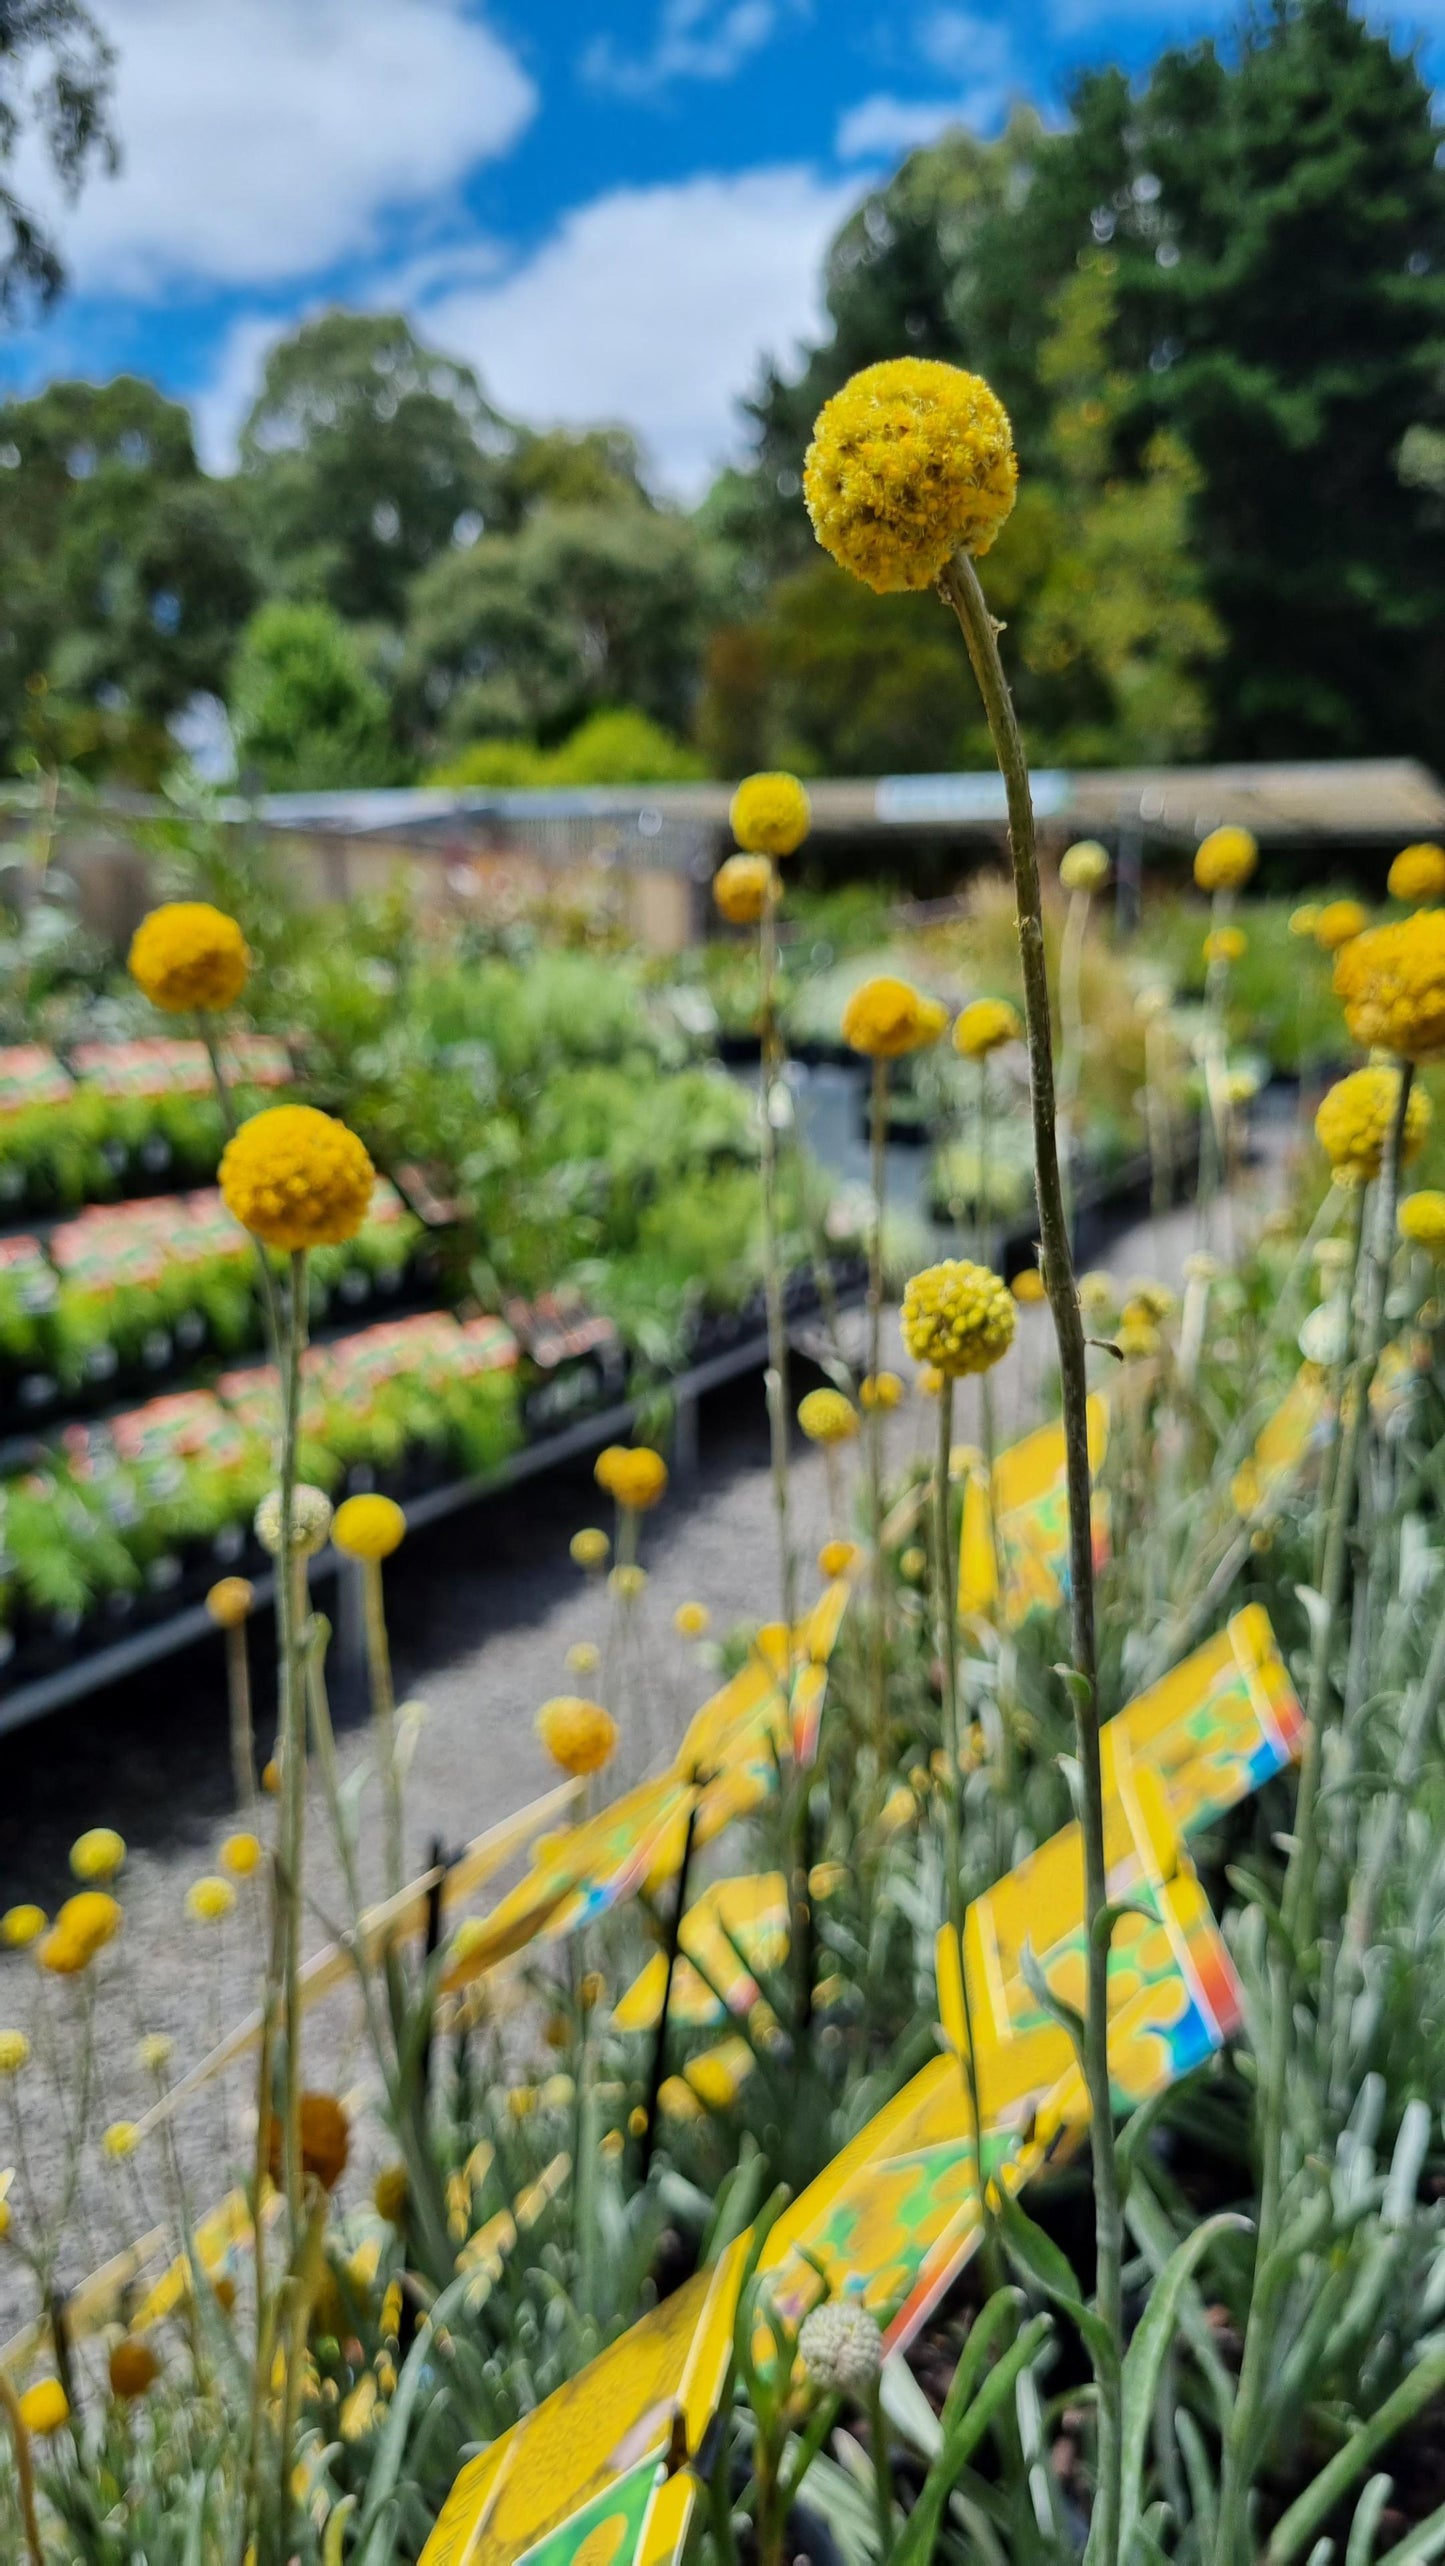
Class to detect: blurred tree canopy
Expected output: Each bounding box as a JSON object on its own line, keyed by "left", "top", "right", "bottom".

{"left": 0, "top": 0, "right": 1441, "bottom": 786}
{"left": 0, "top": 0, "right": 115, "bottom": 318}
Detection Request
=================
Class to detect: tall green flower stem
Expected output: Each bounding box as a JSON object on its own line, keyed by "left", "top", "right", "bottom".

{"left": 1197, "top": 892, "right": 1235, "bottom": 1234}
{"left": 866, "top": 1052, "right": 890, "bottom": 1748}
{"left": 1058, "top": 883, "right": 1091, "bottom": 1227}
{"left": 201, "top": 1026, "right": 283, "bottom": 1364}
{"left": 941, "top": 550, "right": 1121, "bottom": 2564}
{"left": 1216, "top": 1065, "right": 1414, "bottom": 2566}
{"left": 0, "top": 2369, "right": 44, "bottom": 2566}
{"left": 361, "top": 1557, "right": 402, "bottom": 1898}
{"left": 758, "top": 871, "right": 796, "bottom": 1635}
{"left": 933, "top": 1376, "right": 991, "bottom": 2262}
{"left": 224, "top": 1620, "right": 255, "bottom": 1807}
{"left": 974, "top": 1055, "right": 991, "bottom": 1260}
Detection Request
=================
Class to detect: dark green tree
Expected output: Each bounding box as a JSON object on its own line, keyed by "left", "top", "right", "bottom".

{"left": 228, "top": 599, "right": 401, "bottom": 792}
{"left": 0, "top": 0, "right": 116, "bottom": 317}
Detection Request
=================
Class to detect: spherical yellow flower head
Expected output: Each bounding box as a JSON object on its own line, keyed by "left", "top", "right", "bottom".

{"left": 1289, "top": 903, "right": 1321, "bottom": 938}
{"left": 899, "top": 1545, "right": 927, "bottom": 1583}
{"left": 1315, "top": 1066, "right": 1431, "bottom": 1186}
{"left": 108, "top": 2338, "right": 160, "bottom": 2401}
{"left": 19, "top": 2378, "right": 69, "bottom": 2437}
{"left": 1125, "top": 1278, "right": 1177, "bottom": 1323}
{"left": 673, "top": 1601, "right": 710, "bottom": 1638}
{"left": 0, "top": 2030, "right": 30, "bottom": 2075}
{"left": 797, "top": 1386, "right": 860, "bottom": 1446}
{"left": 1117, "top": 1313, "right": 1162, "bottom": 1361}
{"left": 40, "top": 1891, "right": 121, "bottom": 1975}
{"left": 1316, "top": 898, "right": 1369, "bottom": 954}
{"left": 266, "top": 2089, "right": 350, "bottom": 2193}
{"left": 594, "top": 1444, "right": 669, "bottom": 1511}
{"left": 804, "top": 357, "right": 1017, "bottom": 593}
{"left": 729, "top": 771, "right": 811, "bottom": 857}
{"left": 220, "top": 1830, "right": 262, "bottom": 1879}
{"left": 1389, "top": 843, "right": 1445, "bottom": 906}
{"left": 1059, "top": 840, "right": 1111, "bottom": 895}
{"left": 138, "top": 2033, "right": 173, "bottom": 2076}
{"left": 712, "top": 853, "right": 775, "bottom": 927}
{"left": 900, "top": 1259, "right": 1016, "bottom": 1378}
{"left": 1, "top": 1905, "right": 45, "bottom": 1951}
{"left": 565, "top": 1639, "right": 601, "bottom": 1675}
{"left": 859, "top": 1370, "right": 903, "bottom": 1411}
{"left": 1400, "top": 1190, "right": 1445, "bottom": 1255}
{"left": 128, "top": 901, "right": 249, "bottom": 1014}
{"left": 1204, "top": 926, "right": 1246, "bottom": 967}
{"left": 186, "top": 1875, "right": 235, "bottom": 1924}
{"left": 535, "top": 1695, "right": 618, "bottom": 1777}
{"left": 842, "top": 975, "right": 944, "bottom": 1059}
{"left": 261, "top": 1757, "right": 280, "bottom": 1795}
{"left": 818, "top": 1538, "right": 859, "bottom": 1579}
{"left": 70, "top": 1827, "right": 125, "bottom": 1884}
{"left": 205, "top": 1575, "right": 253, "bottom": 1629}
{"left": 374, "top": 2162, "right": 409, "bottom": 2225}
{"left": 954, "top": 997, "right": 1021, "bottom": 1060}
{"left": 254, "top": 1482, "right": 333, "bottom": 1559}
{"left": 1335, "top": 913, "right": 1445, "bottom": 1061}
{"left": 914, "top": 1362, "right": 945, "bottom": 1397}
{"left": 1193, "top": 827, "right": 1257, "bottom": 893}
{"left": 219, "top": 1104, "right": 374, "bottom": 1252}
{"left": 610, "top": 1563, "right": 648, "bottom": 1602}
{"left": 332, "top": 1492, "right": 406, "bottom": 1562}
{"left": 102, "top": 2118, "right": 139, "bottom": 2160}
{"left": 570, "top": 1526, "right": 610, "bottom": 1571}
{"left": 1011, "top": 1267, "right": 1047, "bottom": 1306}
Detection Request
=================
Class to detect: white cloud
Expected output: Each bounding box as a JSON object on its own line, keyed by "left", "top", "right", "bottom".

{"left": 582, "top": 0, "right": 799, "bottom": 95}
{"left": 30, "top": 0, "right": 535, "bottom": 298}
{"left": 408, "top": 167, "right": 855, "bottom": 496}
{"left": 835, "top": 89, "right": 1002, "bottom": 159}
{"left": 916, "top": 6, "right": 1012, "bottom": 76}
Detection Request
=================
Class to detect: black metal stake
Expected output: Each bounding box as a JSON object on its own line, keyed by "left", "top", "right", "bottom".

{"left": 637, "top": 1793, "right": 701, "bottom": 2186}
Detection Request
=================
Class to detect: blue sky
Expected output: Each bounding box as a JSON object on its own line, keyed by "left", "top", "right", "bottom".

{"left": 5, "top": 0, "right": 1445, "bottom": 496}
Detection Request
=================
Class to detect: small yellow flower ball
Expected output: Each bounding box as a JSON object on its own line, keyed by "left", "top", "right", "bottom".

{"left": 536, "top": 1697, "right": 618, "bottom": 1777}
{"left": 1204, "top": 926, "right": 1246, "bottom": 966}
{"left": 374, "top": 2162, "right": 409, "bottom": 2224}
{"left": 1399, "top": 1190, "right": 1445, "bottom": 1254}
{"left": 1010, "top": 1267, "right": 1047, "bottom": 1305}
{"left": 0, "top": 2198, "right": 10, "bottom": 2242}
{"left": 914, "top": 1363, "right": 944, "bottom": 1397}
{"left": 220, "top": 1831, "right": 262, "bottom": 1879}
{"left": 797, "top": 1387, "right": 859, "bottom": 1445}
{"left": 1316, "top": 898, "right": 1369, "bottom": 953}
{"left": 261, "top": 1757, "right": 281, "bottom": 1795}
{"left": 804, "top": 356, "right": 1017, "bottom": 591}
{"left": 570, "top": 1527, "right": 610, "bottom": 1570}
{"left": 859, "top": 1371, "right": 903, "bottom": 1410}
{"left": 332, "top": 1493, "right": 406, "bottom": 1562}
{"left": 899, "top": 1545, "right": 927, "bottom": 1583}
{"left": 128, "top": 901, "right": 249, "bottom": 1014}
{"left": 954, "top": 997, "right": 1022, "bottom": 1060}
{"left": 1335, "top": 912, "right": 1445, "bottom": 1060}
{"left": 1125, "top": 1279, "right": 1176, "bottom": 1321}
{"left": 40, "top": 1891, "right": 121, "bottom": 1974}
{"left": 712, "top": 853, "right": 775, "bottom": 926}
{"left": 19, "top": 2378, "right": 69, "bottom": 2436}
{"left": 1289, "top": 903, "right": 1321, "bottom": 937}
{"left": 1078, "top": 1271, "right": 1116, "bottom": 1319}
{"left": 729, "top": 771, "right": 811, "bottom": 857}
{"left": 1059, "top": 840, "right": 1110, "bottom": 895}
{"left": 1389, "top": 843, "right": 1445, "bottom": 906}
{"left": 219, "top": 1103, "right": 374, "bottom": 1252}
{"left": 186, "top": 1876, "right": 235, "bottom": 1924}
{"left": 1, "top": 1906, "right": 46, "bottom": 1951}
{"left": 565, "top": 1639, "right": 601, "bottom": 1675}
{"left": 900, "top": 1260, "right": 1016, "bottom": 1378}
{"left": 102, "top": 2119, "right": 139, "bottom": 2160}
{"left": 0, "top": 2030, "right": 30, "bottom": 2074}
{"left": 138, "top": 2033, "right": 173, "bottom": 2076}
{"left": 674, "top": 1601, "right": 711, "bottom": 1638}
{"left": 1315, "top": 1066, "right": 1431, "bottom": 1185}
{"left": 108, "top": 2338, "right": 160, "bottom": 2400}
{"left": 254, "top": 1483, "right": 333, "bottom": 1559}
{"left": 70, "top": 1827, "right": 126, "bottom": 1883}
{"left": 610, "top": 1564, "right": 648, "bottom": 1602}
{"left": 1117, "top": 1314, "right": 1162, "bottom": 1360}
{"left": 594, "top": 1445, "right": 669, "bottom": 1511}
{"left": 841, "top": 975, "right": 946, "bottom": 1059}
{"left": 1193, "top": 827, "right": 1257, "bottom": 893}
{"left": 818, "top": 1539, "right": 859, "bottom": 1578}
{"left": 205, "top": 1575, "right": 253, "bottom": 1629}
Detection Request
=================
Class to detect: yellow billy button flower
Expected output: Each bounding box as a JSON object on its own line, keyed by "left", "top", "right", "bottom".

{"left": 0, "top": 2031, "right": 30, "bottom": 2074}
{"left": 70, "top": 1827, "right": 125, "bottom": 1883}
{"left": 729, "top": 771, "right": 811, "bottom": 857}
{"left": 1401, "top": 1190, "right": 1445, "bottom": 1255}
{"left": 712, "top": 853, "right": 774, "bottom": 927}
{"left": 102, "top": 2119, "right": 139, "bottom": 2160}
{"left": 1289, "top": 902, "right": 1321, "bottom": 937}
{"left": 19, "top": 2378, "right": 69, "bottom": 2436}
{"left": 128, "top": 901, "right": 249, "bottom": 1014}
{"left": 565, "top": 1639, "right": 601, "bottom": 1675}
{"left": 109, "top": 2338, "right": 161, "bottom": 2400}
{"left": 535, "top": 1696, "right": 618, "bottom": 1778}
{"left": 673, "top": 1601, "right": 710, "bottom": 1637}
{"left": 138, "top": 2033, "right": 173, "bottom": 2076}
{"left": 219, "top": 1103, "right": 374, "bottom": 1252}
{"left": 1204, "top": 926, "right": 1246, "bottom": 966}
{"left": 254, "top": 1483, "right": 333, "bottom": 1558}
{"left": 1059, "top": 840, "right": 1110, "bottom": 894}
{"left": 570, "top": 1526, "right": 609, "bottom": 1570}
{"left": 1389, "top": 842, "right": 1445, "bottom": 905}
{"left": 220, "top": 1830, "right": 262, "bottom": 1879}
{"left": 610, "top": 1563, "right": 647, "bottom": 1602}
{"left": 859, "top": 1370, "right": 903, "bottom": 1410}
{"left": 1334, "top": 912, "right": 1445, "bottom": 1061}
{"left": 804, "top": 356, "right": 1017, "bottom": 592}
{"left": 1, "top": 1905, "right": 46, "bottom": 1950}
{"left": 797, "top": 1387, "right": 859, "bottom": 1446}
{"left": 1011, "top": 1267, "right": 1047, "bottom": 1305}
{"left": 205, "top": 1575, "right": 253, "bottom": 1628}
{"left": 374, "top": 2162, "right": 409, "bottom": 2224}
{"left": 818, "top": 1539, "right": 859, "bottom": 1578}
{"left": 593, "top": 1445, "right": 668, "bottom": 1511}
{"left": 1193, "top": 827, "right": 1257, "bottom": 893}
{"left": 954, "top": 997, "right": 1021, "bottom": 1060}
{"left": 1315, "top": 898, "right": 1369, "bottom": 953}
{"left": 40, "top": 1891, "right": 121, "bottom": 1974}
{"left": 1315, "top": 1066, "right": 1431, "bottom": 1186}
{"left": 186, "top": 1876, "right": 235, "bottom": 1924}
{"left": 900, "top": 1259, "right": 1016, "bottom": 1377}
{"left": 841, "top": 975, "right": 946, "bottom": 1058}
{"left": 332, "top": 1493, "right": 406, "bottom": 1561}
